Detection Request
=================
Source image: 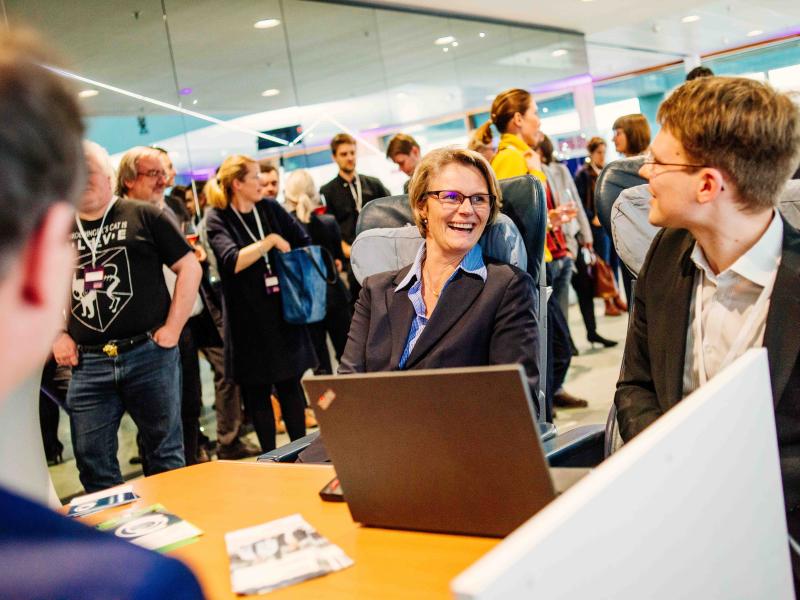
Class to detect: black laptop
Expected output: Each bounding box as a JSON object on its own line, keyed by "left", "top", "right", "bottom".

{"left": 302, "top": 364, "right": 586, "bottom": 537}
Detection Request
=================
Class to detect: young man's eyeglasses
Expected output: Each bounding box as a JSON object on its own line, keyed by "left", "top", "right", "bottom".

{"left": 426, "top": 190, "right": 493, "bottom": 208}
{"left": 642, "top": 150, "right": 708, "bottom": 171}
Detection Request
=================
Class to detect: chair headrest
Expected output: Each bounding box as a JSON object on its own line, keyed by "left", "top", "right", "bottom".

{"left": 595, "top": 157, "right": 646, "bottom": 234}
{"left": 353, "top": 174, "right": 547, "bottom": 285}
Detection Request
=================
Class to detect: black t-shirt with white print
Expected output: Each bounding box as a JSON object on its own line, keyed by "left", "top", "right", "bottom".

{"left": 67, "top": 198, "right": 191, "bottom": 345}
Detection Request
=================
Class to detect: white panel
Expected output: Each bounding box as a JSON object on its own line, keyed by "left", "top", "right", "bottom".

{"left": 452, "top": 349, "right": 793, "bottom": 600}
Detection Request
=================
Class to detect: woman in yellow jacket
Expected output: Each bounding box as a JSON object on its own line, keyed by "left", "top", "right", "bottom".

{"left": 474, "top": 88, "right": 589, "bottom": 412}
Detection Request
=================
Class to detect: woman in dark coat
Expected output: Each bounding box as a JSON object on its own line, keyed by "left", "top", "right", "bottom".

{"left": 283, "top": 169, "right": 351, "bottom": 375}
{"left": 205, "top": 155, "right": 316, "bottom": 452}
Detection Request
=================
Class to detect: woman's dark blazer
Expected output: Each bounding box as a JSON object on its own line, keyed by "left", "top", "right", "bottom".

{"left": 338, "top": 256, "right": 541, "bottom": 413}
{"left": 206, "top": 199, "right": 317, "bottom": 385}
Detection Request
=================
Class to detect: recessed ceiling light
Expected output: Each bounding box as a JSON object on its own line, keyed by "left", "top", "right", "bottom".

{"left": 192, "top": 99, "right": 198, "bottom": 105}
{"left": 452, "top": 41, "right": 459, "bottom": 47}
{"left": 78, "top": 89, "right": 99, "bottom": 98}
{"left": 551, "top": 49, "right": 568, "bottom": 57}
{"left": 542, "top": 107, "right": 549, "bottom": 113}
{"left": 435, "top": 36, "right": 455, "bottom": 45}
{"left": 479, "top": 32, "right": 486, "bottom": 38}
{"left": 443, "top": 47, "right": 449, "bottom": 53}
{"left": 254, "top": 19, "right": 281, "bottom": 29}
{"left": 261, "top": 88, "right": 280, "bottom": 97}
{"left": 681, "top": 15, "right": 701, "bottom": 23}
{"left": 747, "top": 29, "right": 763, "bottom": 37}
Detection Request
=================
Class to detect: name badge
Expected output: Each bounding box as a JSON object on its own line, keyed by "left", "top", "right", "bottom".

{"left": 84, "top": 266, "right": 105, "bottom": 291}
{"left": 264, "top": 270, "right": 280, "bottom": 295}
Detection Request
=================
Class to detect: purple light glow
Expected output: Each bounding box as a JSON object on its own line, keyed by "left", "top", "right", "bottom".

{"left": 529, "top": 73, "right": 593, "bottom": 95}
{"left": 179, "top": 87, "right": 193, "bottom": 96}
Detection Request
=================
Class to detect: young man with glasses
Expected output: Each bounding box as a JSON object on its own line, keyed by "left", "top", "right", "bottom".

{"left": 614, "top": 76, "right": 800, "bottom": 585}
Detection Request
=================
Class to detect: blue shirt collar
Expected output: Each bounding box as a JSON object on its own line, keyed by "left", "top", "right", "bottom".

{"left": 395, "top": 242, "right": 487, "bottom": 292}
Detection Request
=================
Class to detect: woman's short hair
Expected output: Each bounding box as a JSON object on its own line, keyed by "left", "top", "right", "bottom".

{"left": 586, "top": 136, "right": 606, "bottom": 154}
{"left": 612, "top": 114, "right": 651, "bottom": 156}
{"left": 474, "top": 88, "right": 531, "bottom": 147}
{"left": 407, "top": 147, "right": 502, "bottom": 238}
{"left": 658, "top": 76, "right": 800, "bottom": 211}
{"left": 205, "top": 154, "right": 255, "bottom": 209}
{"left": 283, "top": 169, "right": 321, "bottom": 223}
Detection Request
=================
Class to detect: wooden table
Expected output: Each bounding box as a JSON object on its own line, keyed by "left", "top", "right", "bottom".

{"left": 78, "top": 461, "right": 499, "bottom": 599}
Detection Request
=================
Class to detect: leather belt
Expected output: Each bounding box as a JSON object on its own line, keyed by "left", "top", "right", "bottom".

{"left": 79, "top": 332, "right": 152, "bottom": 357}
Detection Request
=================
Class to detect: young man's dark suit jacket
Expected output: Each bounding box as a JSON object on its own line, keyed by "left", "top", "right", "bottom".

{"left": 339, "top": 257, "right": 541, "bottom": 410}
{"left": 614, "top": 217, "right": 800, "bottom": 546}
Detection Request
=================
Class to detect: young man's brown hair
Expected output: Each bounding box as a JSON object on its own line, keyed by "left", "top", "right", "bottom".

{"left": 658, "top": 76, "right": 800, "bottom": 211}
{"left": 385, "top": 133, "right": 419, "bottom": 159}
{"left": 330, "top": 132, "right": 356, "bottom": 154}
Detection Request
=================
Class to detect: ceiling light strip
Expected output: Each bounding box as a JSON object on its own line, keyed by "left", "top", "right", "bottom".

{"left": 289, "top": 119, "right": 323, "bottom": 146}
{"left": 43, "top": 65, "right": 289, "bottom": 146}
{"left": 326, "top": 116, "right": 384, "bottom": 157}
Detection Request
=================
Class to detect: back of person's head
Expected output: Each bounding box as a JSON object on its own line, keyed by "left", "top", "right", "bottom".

{"left": 658, "top": 76, "right": 800, "bottom": 211}
{"left": 474, "top": 88, "right": 532, "bottom": 147}
{"left": 537, "top": 134, "right": 555, "bottom": 165}
{"left": 612, "top": 114, "right": 651, "bottom": 156}
{"left": 685, "top": 66, "right": 714, "bottom": 81}
{"left": 386, "top": 133, "right": 420, "bottom": 159}
{"left": 330, "top": 132, "right": 356, "bottom": 155}
{"left": 407, "top": 146, "right": 502, "bottom": 237}
{"left": 0, "top": 30, "right": 85, "bottom": 276}
{"left": 587, "top": 136, "right": 606, "bottom": 154}
{"left": 283, "top": 170, "right": 321, "bottom": 223}
{"left": 205, "top": 154, "right": 255, "bottom": 209}
{"left": 115, "top": 146, "right": 161, "bottom": 197}
{"left": 0, "top": 29, "right": 85, "bottom": 396}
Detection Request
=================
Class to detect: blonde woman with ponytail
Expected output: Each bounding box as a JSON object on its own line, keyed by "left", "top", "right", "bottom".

{"left": 205, "top": 155, "right": 317, "bottom": 453}
{"left": 283, "top": 169, "right": 350, "bottom": 375}
{"left": 475, "top": 88, "right": 545, "bottom": 183}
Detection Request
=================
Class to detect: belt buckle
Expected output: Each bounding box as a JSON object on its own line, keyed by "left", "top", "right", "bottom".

{"left": 102, "top": 343, "right": 118, "bottom": 357}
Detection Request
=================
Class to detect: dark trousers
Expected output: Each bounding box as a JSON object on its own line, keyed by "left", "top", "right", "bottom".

{"left": 199, "top": 344, "right": 242, "bottom": 448}
{"left": 178, "top": 322, "right": 202, "bottom": 466}
{"left": 310, "top": 281, "right": 352, "bottom": 375}
{"left": 39, "top": 358, "right": 70, "bottom": 463}
{"left": 545, "top": 262, "right": 573, "bottom": 421}
{"left": 241, "top": 378, "right": 306, "bottom": 453}
{"left": 571, "top": 251, "right": 598, "bottom": 338}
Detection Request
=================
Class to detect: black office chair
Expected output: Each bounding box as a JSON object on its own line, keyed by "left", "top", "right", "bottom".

{"left": 353, "top": 175, "right": 549, "bottom": 416}
{"left": 594, "top": 156, "right": 646, "bottom": 237}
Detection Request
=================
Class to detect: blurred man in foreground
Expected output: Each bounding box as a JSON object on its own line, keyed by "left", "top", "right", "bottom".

{"left": 0, "top": 29, "right": 203, "bottom": 599}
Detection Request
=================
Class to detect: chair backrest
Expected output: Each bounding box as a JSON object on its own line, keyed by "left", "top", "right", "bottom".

{"left": 350, "top": 214, "right": 527, "bottom": 284}
{"left": 354, "top": 174, "right": 547, "bottom": 286}
{"left": 595, "top": 156, "right": 646, "bottom": 235}
{"left": 352, "top": 174, "right": 549, "bottom": 421}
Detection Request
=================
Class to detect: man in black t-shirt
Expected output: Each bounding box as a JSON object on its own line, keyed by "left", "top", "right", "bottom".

{"left": 320, "top": 133, "right": 390, "bottom": 307}
{"left": 52, "top": 142, "right": 202, "bottom": 493}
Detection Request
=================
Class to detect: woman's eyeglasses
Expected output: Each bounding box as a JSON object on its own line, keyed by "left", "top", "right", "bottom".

{"left": 426, "top": 190, "right": 493, "bottom": 208}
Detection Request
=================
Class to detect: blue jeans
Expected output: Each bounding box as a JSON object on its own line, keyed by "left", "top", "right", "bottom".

{"left": 67, "top": 338, "right": 184, "bottom": 492}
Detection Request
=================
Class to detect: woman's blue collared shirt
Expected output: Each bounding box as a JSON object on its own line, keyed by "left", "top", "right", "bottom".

{"left": 394, "top": 243, "right": 487, "bottom": 369}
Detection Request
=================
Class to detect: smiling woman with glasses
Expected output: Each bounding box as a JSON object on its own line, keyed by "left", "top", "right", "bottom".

{"left": 335, "top": 146, "right": 540, "bottom": 406}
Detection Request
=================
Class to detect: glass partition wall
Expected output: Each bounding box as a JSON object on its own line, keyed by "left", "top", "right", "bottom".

{"left": 6, "top": 0, "right": 589, "bottom": 192}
